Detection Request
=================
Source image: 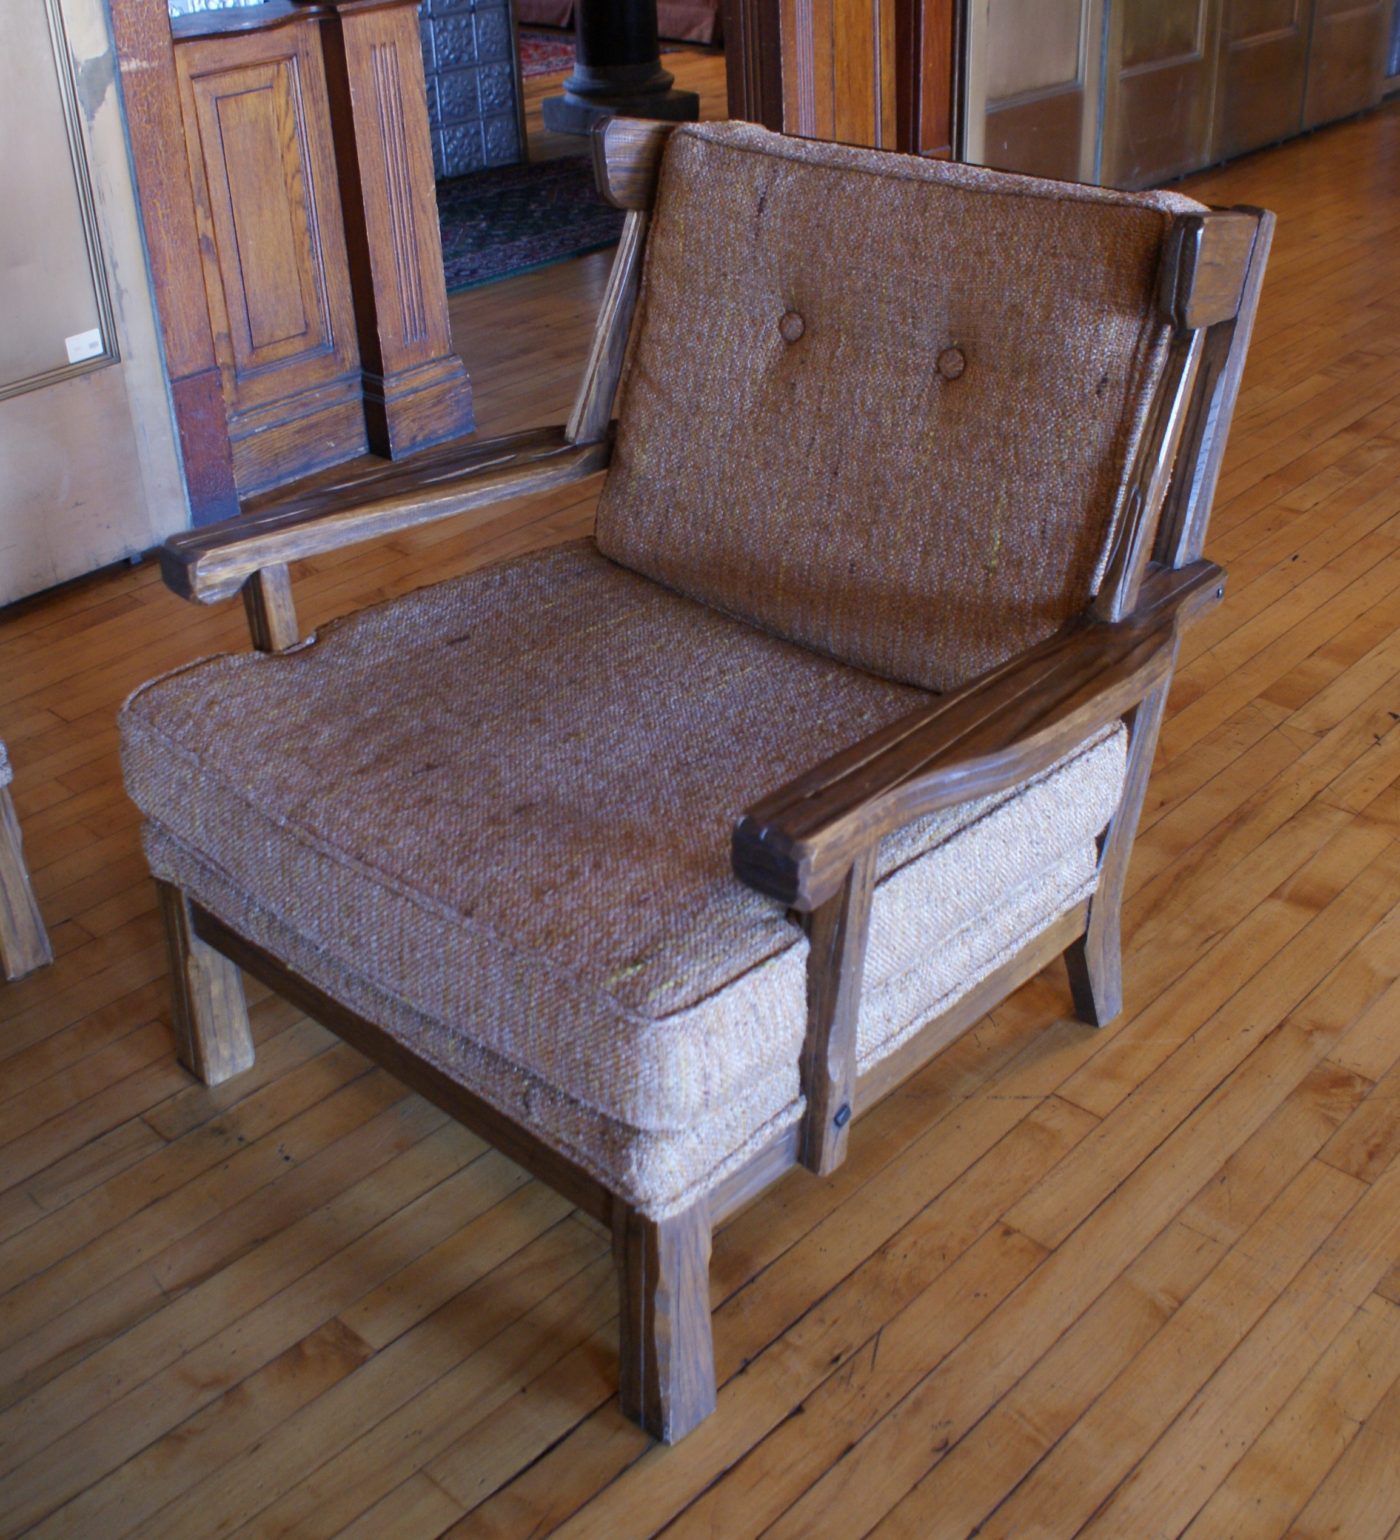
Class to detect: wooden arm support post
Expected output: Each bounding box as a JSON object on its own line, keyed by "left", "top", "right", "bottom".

{"left": 739, "top": 558, "right": 1225, "bottom": 1175}
{"left": 733, "top": 201, "right": 1271, "bottom": 1179}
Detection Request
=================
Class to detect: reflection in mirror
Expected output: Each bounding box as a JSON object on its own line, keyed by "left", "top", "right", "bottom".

{"left": 0, "top": 0, "right": 117, "bottom": 399}
{"left": 167, "top": 0, "right": 267, "bottom": 15}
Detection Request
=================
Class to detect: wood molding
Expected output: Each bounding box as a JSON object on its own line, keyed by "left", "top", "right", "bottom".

{"left": 320, "top": 0, "right": 474, "bottom": 459}
{"left": 722, "top": 0, "right": 785, "bottom": 127}
{"left": 762, "top": 0, "right": 953, "bottom": 149}
{"left": 107, "top": 0, "right": 238, "bottom": 525}
{"left": 173, "top": 14, "right": 368, "bottom": 494}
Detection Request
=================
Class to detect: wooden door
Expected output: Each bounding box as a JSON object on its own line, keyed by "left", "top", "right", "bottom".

{"left": 175, "top": 16, "right": 367, "bottom": 495}
{"left": 963, "top": 0, "right": 1105, "bottom": 183}
{"left": 0, "top": 0, "right": 187, "bottom": 604}
{"left": 1215, "top": 0, "right": 1311, "bottom": 159}
{"left": 1103, "top": 0, "right": 1222, "bottom": 188}
{"left": 1304, "top": 0, "right": 1386, "bottom": 125}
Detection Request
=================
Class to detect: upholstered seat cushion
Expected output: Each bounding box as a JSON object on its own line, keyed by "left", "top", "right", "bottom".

{"left": 122, "top": 543, "right": 1125, "bottom": 1215}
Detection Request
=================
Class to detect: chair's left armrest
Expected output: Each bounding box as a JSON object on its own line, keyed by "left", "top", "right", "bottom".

{"left": 161, "top": 425, "right": 612, "bottom": 604}
{"left": 733, "top": 559, "right": 1225, "bottom": 912}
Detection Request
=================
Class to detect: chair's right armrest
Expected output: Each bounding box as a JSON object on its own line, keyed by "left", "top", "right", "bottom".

{"left": 160, "top": 424, "right": 612, "bottom": 604}
{"left": 733, "top": 559, "right": 1225, "bottom": 912}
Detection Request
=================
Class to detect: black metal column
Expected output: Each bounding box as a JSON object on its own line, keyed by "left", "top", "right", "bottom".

{"left": 541, "top": 0, "right": 699, "bottom": 134}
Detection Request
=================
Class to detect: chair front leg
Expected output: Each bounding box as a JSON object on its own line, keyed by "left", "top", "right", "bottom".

{"left": 612, "top": 1197, "right": 717, "bottom": 1442}
{"left": 1066, "top": 675, "right": 1173, "bottom": 1027}
{"left": 156, "top": 880, "right": 255, "bottom": 1084}
{"left": 0, "top": 785, "right": 53, "bottom": 981}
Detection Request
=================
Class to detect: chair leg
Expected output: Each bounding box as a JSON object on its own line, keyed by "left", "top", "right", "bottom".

{"left": 1066, "top": 678, "right": 1172, "bottom": 1029}
{"left": 0, "top": 786, "right": 53, "bottom": 981}
{"left": 612, "top": 1197, "right": 717, "bottom": 1443}
{"left": 156, "top": 880, "right": 255, "bottom": 1084}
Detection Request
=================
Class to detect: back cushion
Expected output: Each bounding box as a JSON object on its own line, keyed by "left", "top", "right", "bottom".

{"left": 595, "top": 122, "right": 1207, "bottom": 693}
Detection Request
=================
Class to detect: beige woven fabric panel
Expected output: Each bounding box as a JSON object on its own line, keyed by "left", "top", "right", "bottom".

{"left": 121, "top": 544, "right": 1126, "bottom": 1215}
{"left": 861, "top": 724, "right": 1125, "bottom": 1071}
{"left": 142, "top": 823, "right": 809, "bottom": 1221}
{"left": 122, "top": 543, "right": 927, "bottom": 1137}
{"left": 596, "top": 121, "right": 1207, "bottom": 693}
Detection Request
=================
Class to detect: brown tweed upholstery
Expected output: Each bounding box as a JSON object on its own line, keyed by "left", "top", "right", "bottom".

{"left": 596, "top": 122, "right": 1207, "bottom": 693}
{"left": 121, "top": 544, "right": 1126, "bottom": 1215}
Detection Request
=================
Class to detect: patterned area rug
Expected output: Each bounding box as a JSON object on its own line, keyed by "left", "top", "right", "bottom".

{"left": 518, "top": 27, "right": 575, "bottom": 78}
{"left": 517, "top": 25, "right": 677, "bottom": 79}
{"left": 436, "top": 156, "right": 624, "bottom": 290}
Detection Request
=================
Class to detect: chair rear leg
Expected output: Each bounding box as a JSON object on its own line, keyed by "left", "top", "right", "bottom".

{"left": 0, "top": 786, "right": 52, "bottom": 981}
{"left": 156, "top": 879, "right": 255, "bottom": 1084}
{"left": 612, "top": 1197, "right": 717, "bottom": 1442}
{"left": 1067, "top": 678, "right": 1172, "bottom": 1028}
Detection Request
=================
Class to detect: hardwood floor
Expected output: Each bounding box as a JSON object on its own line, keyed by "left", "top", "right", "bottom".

{"left": 2, "top": 100, "right": 1400, "bottom": 1539}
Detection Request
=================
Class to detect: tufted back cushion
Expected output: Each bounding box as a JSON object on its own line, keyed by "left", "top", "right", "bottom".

{"left": 595, "top": 122, "right": 1207, "bottom": 693}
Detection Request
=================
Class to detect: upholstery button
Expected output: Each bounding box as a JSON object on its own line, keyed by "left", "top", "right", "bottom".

{"left": 779, "top": 311, "right": 805, "bottom": 343}
{"left": 937, "top": 346, "right": 966, "bottom": 380}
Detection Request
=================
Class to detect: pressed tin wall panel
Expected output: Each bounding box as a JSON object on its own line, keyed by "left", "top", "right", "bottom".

{"left": 418, "top": 0, "right": 525, "bottom": 177}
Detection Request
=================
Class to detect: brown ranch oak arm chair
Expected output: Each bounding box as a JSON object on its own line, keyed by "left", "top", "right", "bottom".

{"left": 119, "top": 120, "right": 1273, "bottom": 1443}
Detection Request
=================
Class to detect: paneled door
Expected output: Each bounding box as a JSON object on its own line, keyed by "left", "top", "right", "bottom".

{"left": 962, "top": 0, "right": 1105, "bottom": 183}
{"left": 175, "top": 16, "right": 367, "bottom": 494}
{"left": 1215, "top": 0, "right": 1311, "bottom": 160}
{"left": 1103, "top": 0, "right": 1222, "bottom": 187}
{"left": 0, "top": 0, "right": 186, "bottom": 604}
{"left": 1304, "top": 0, "right": 1387, "bottom": 125}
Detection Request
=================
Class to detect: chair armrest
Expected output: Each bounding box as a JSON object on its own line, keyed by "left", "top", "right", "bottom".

{"left": 733, "top": 559, "right": 1224, "bottom": 911}
{"left": 160, "top": 425, "right": 612, "bottom": 603}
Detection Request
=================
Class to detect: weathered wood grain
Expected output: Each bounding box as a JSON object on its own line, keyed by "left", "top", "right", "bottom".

{"left": 161, "top": 427, "right": 610, "bottom": 602}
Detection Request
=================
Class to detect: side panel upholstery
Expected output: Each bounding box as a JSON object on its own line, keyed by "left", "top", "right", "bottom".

{"left": 597, "top": 122, "right": 1207, "bottom": 693}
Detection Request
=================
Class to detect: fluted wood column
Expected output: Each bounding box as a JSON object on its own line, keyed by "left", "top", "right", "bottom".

{"left": 321, "top": 0, "right": 474, "bottom": 457}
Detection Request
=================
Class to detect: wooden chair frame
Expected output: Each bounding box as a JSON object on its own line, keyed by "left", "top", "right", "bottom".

{"left": 151, "top": 120, "right": 1274, "bottom": 1442}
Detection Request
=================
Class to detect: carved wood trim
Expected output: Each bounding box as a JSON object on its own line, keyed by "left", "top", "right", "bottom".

{"left": 106, "top": 0, "right": 238, "bottom": 524}
{"left": 722, "top": 0, "right": 784, "bottom": 127}
{"left": 319, "top": 0, "right": 473, "bottom": 457}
